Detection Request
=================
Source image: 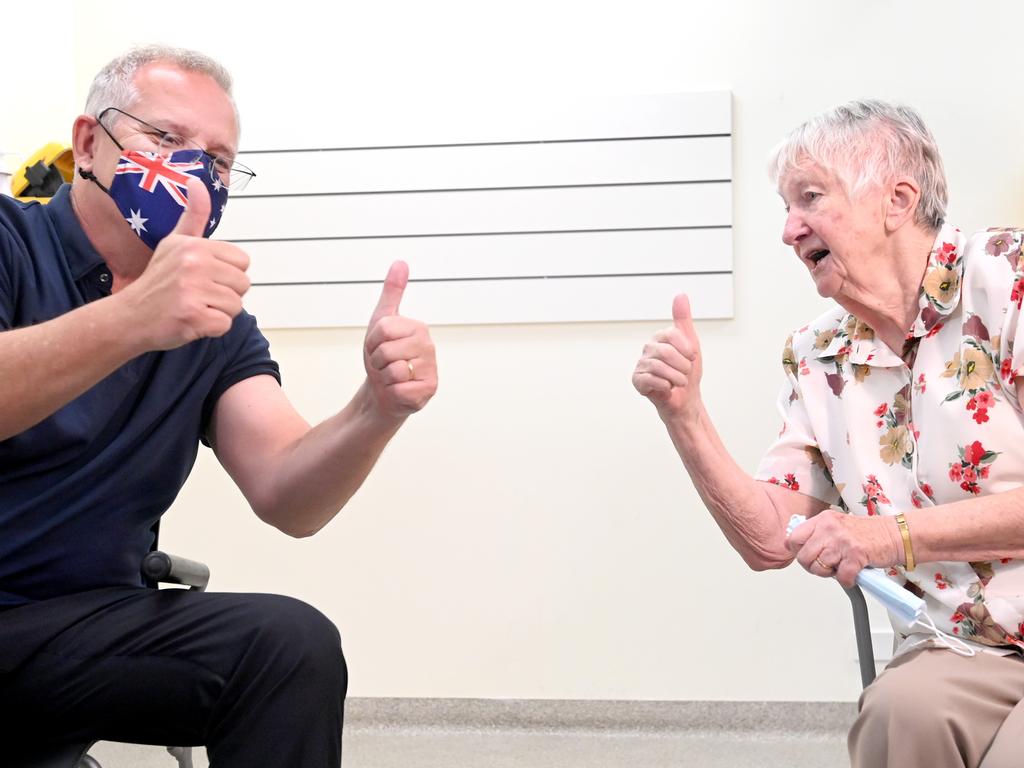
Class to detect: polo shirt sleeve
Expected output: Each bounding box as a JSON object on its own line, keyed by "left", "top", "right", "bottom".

{"left": 753, "top": 336, "right": 843, "bottom": 506}
{"left": 200, "top": 309, "right": 281, "bottom": 437}
{"left": 0, "top": 226, "right": 19, "bottom": 330}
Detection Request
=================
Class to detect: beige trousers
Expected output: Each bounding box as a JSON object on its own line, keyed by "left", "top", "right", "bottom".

{"left": 849, "top": 647, "right": 1024, "bottom": 768}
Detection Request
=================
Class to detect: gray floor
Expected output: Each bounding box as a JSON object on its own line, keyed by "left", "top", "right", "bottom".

{"left": 84, "top": 699, "right": 854, "bottom": 768}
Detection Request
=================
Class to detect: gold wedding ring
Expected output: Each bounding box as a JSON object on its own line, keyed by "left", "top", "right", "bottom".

{"left": 814, "top": 556, "right": 834, "bottom": 573}
{"left": 407, "top": 360, "right": 416, "bottom": 381}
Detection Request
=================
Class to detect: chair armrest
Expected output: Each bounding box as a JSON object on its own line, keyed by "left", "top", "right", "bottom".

{"left": 142, "top": 551, "right": 210, "bottom": 592}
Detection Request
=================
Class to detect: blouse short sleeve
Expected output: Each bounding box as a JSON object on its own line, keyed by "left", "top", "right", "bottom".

{"left": 754, "top": 334, "right": 843, "bottom": 507}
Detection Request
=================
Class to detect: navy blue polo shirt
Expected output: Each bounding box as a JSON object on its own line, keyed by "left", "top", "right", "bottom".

{"left": 0, "top": 185, "right": 280, "bottom": 606}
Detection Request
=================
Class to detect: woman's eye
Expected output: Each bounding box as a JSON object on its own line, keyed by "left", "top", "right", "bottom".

{"left": 805, "top": 191, "right": 820, "bottom": 202}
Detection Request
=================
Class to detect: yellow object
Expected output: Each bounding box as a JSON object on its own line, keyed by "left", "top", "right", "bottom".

{"left": 11, "top": 143, "right": 74, "bottom": 203}
{"left": 895, "top": 513, "right": 915, "bottom": 571}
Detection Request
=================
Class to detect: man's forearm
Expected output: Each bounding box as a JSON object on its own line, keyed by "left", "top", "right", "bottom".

{"left": 0, "top": 298, "right": 144, "bottom": 440}
{"left": 661, "top": 402, "right": 818, "bottom": 570}
{"left": 245, "top": 381, "right": 406, "bottom": 537}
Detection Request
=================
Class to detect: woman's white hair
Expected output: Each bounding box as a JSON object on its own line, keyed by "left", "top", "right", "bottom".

{"left": 84, "top": 45, "right": 237, "bottom": 127}
{"left": 768, "top": 99, "right": 948, "bottom": 231}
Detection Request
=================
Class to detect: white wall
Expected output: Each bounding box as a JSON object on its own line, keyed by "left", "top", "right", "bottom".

{"left": 8, "top": 0, "right": 1024, "bottom": 701}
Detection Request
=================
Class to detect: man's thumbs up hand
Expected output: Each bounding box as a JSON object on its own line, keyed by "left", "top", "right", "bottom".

{"left": 363, "top": 261, "right": 437, "bottom": 419}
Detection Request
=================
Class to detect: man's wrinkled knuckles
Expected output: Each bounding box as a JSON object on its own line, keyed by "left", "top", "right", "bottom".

{"left": 375, "top": 314, "right": 419, "bottom": 338}
{"left": 374, "top": 332, "right": 433, "bottom": 361}
{"left": 214, "top": 243, "right": 250, "bottom": 271}
{"left": 365, "top": 318, "right": 414, "bottom": 349}
{"left": 377, "top": 359, "right": 412, "bottom": 385}
{"left": 367, "top": 343, "right": 399, "bottom": 371}
{"left": 173, "top": 247, "right": 216, "bottom": 276}
{"left": 221, "top": 267, "right": 251, "bottom": 294}
{"left": 419, "top": 336, "right": 437, "bottom": 358}
{"left": 645, "top": 358, "right": 687, "bottom": 386}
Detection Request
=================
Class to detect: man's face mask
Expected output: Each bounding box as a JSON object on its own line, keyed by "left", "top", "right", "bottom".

{"left": 80, "top": 109, "right": 237, "bottom": 250}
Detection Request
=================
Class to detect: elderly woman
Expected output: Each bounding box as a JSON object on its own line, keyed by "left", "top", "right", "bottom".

{"left": 633, "top": 99, "right": 1024, "bottom": 767}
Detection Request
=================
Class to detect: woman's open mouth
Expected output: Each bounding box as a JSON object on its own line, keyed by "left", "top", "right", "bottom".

{"left": 809, "top": 249, "right": 830, "bottom": 268}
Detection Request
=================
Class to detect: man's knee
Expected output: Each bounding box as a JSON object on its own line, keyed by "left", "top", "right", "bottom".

{"left": 237, "top": 594, "right": 347, "bottom": 698}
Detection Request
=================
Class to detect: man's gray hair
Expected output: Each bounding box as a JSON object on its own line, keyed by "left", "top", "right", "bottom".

{"left": 768, "top": 99, "right": 948, "bottom": 231}
{"left": 84, "top": 45, "right": 236, "bottom": 124}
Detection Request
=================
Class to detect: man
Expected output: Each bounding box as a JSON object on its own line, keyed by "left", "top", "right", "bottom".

{"left": 633, "top": 100, "right": 1024, "bottom": 766}
{"left": 0, "top": 46, "right": 437, "bottom": 766}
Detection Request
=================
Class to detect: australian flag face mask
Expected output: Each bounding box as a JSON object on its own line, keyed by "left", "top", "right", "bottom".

{"left": 81, "top": 149, "right": 229, "bottom": 251}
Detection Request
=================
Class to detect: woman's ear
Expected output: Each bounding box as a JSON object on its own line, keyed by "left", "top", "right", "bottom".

{"left": 885, "top": 177, "right": 921, "bottom": 233}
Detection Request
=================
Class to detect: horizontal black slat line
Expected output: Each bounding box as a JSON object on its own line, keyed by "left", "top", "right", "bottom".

{"left": 252, "top": 270, "right": 732, "bottom": 287}
{"left": 226, "top": 224, "right": 732, "bottom": 244}
{"left": 232, "top": 179, "right": 731, "bottom": 200}
{"left": 238, "top": 133, "right": 731, "bottom": 155}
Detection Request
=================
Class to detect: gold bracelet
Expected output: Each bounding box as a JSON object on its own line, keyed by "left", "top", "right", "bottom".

{"left": 895, "top": 513, "right": 915, "bottom": 571}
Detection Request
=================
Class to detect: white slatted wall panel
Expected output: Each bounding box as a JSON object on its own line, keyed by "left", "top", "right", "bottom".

{"left": 222, "top": 92, "right": 732, "bottom": 327}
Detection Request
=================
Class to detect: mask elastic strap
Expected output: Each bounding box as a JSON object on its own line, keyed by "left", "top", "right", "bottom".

{"left": 912, "top": 613, "right": 976, "bottom": 657}
{"left": 78, "top": 167, "right": 112, "bottom": 196}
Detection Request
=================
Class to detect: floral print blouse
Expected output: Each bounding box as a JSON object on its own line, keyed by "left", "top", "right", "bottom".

{"left": 756, "top": 224, "right": 1024, "bottom": 652}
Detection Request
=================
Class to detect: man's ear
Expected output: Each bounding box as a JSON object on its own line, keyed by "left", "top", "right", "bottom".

{"left": 885, "top": 177, "right": 921, "bottom": 233}
{"left": 71, "top": 114, "right": 101, "bottom": 174}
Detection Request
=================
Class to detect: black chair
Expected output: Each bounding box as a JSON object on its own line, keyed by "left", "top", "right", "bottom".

{"left": 25, "top": 552, "right": 210, "bottom": 768}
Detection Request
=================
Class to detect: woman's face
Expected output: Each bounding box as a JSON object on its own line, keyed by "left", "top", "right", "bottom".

{"left": 778, "top": 161, "right": 887, "bottom": 301}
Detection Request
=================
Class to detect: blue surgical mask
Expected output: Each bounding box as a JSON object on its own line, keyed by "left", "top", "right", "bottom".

{"left": 80, "top": 149, "right": 228, "bottom": 250}
{"left": 787, "top": 514, "right": 975, "bottom": 657}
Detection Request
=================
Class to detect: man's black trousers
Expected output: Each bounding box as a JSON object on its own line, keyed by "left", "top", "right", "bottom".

{"left": 0, "top": 587, "right": 347, "bottom": 766}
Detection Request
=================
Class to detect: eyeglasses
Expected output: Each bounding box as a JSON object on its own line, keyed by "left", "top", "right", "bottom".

{"left": 98, "top": 106, "right": 255, "bottom": 191}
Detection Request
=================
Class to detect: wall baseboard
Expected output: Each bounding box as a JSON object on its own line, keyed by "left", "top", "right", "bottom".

{"left": 344, "top": 698, "right": 857, "bottom": 736}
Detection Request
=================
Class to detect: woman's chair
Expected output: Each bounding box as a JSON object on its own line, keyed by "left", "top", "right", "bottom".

{"left": 844, "top": 584, "right": 877, "bottom": 689}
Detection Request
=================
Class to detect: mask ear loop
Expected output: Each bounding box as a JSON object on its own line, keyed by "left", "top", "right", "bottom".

{"left": 912, "top": 613, "right": 976, "bottom": 657}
